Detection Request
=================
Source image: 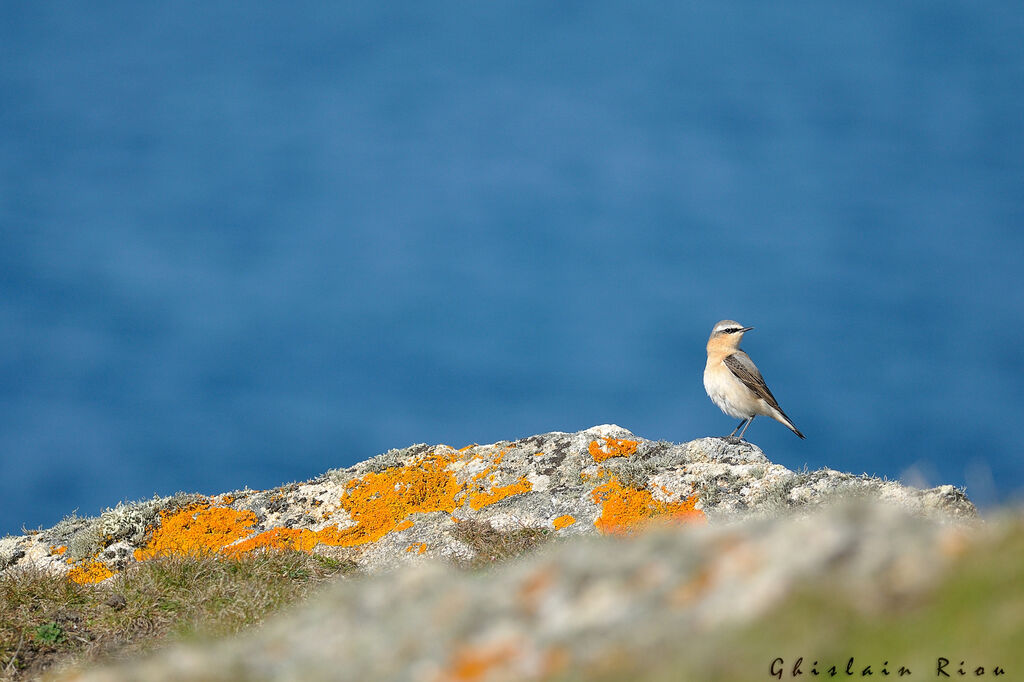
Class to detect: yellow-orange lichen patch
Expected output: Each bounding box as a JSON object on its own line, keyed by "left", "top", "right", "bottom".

{"left": 406, "top": 543, "right": 427, "bottom": 554}
{"left": 51, "top": 545, "right": 67, "bottom": 556}
{"left": 552, "top": 515, "right": 576, "bottom": 530}
{"left": 442, "top": 642, "right": 521, "bottom": 682}
{"left": 588, "top": 437, "right": 638, "bottom": 462}
{"left": 591, "top": 477, "right": 704, "bottom": 535}
{"left": 518, "top": 566, "right": 555, "bottom": 613}
{"left": 128, "top": 448, "right": 543, "bottom": 563}
{"left": 467, "top": 477, "right": 533, "bottom": 511}
{"left": 579, "top": 469, "right": 614, "bottom": 483}
{"left": 67, "top": 560, "right": 114, "bottom": 584}
{"left": 322, "top": 453, "right": 463, "bottom": 547}
{"left": 134, "top": 503, "right": 259, "bottom": 560}
{"left": 224, "top": 527, "right": 319, "bottom": 556}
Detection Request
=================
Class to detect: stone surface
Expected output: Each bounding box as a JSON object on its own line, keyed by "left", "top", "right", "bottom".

{"left": 51, "top": 501, "right": 992, "bottom": 682}
{"left": 0, "top": 425, "right": 975, "bottom": 583}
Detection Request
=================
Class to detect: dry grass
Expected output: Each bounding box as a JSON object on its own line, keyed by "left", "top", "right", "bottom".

{"left": 0, "top": 521, "right": 550, "bottom": 679}
{"left": 0, "top": 550, "right": 356, "bottom": 680}
{"left": 450, "top": 520, "right": 551, "bottom": 569}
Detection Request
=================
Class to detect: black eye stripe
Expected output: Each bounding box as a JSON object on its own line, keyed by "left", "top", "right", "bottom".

{"left": 719, "top": 328, "right": 741, "bottom": 334}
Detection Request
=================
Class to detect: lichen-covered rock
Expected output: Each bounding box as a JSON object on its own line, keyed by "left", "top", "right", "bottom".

{"left": 51, "top": 501, "right": 992, "bottom": 682}
{"left": 0, "top": 425, "right": 975, "bottom": 583}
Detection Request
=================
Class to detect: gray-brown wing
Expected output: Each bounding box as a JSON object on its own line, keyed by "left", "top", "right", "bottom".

{"left": 723, "top": 351, "right": 782, "bottom": 411}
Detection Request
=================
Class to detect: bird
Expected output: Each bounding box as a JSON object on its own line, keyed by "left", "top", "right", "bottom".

{"left": 703, "top": 320, "right": 804, "bottom": 441}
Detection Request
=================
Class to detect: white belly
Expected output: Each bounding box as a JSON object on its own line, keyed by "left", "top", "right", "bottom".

{"left": 703, "top": 361, "right": 768, "bottom": 420}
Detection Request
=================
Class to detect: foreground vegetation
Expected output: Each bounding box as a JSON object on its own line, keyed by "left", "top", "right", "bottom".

{"left": 3, "top": 515, "right": 1022, "bottom": 681}
{"left": 0, "top": 550, "right": 356, "bottom": 679}
{"left": 0, "top": 519, "right": 551, "bottom": 680}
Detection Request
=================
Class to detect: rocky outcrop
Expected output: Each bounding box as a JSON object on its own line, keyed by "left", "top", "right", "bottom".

{"left": 53, "top": 499, "right": 998, "bottom": 682}
{"left": 0, "top": 425, "right": 975, "bottom": 584}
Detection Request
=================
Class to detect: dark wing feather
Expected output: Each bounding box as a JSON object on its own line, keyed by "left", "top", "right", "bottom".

{"left": 724, "top": 351, "right": 804, "bottom": 439}
{"left": 723, "top": 352, "right": 782, "bottom": 411}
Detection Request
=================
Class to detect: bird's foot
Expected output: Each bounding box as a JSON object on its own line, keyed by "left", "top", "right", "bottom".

{"left": 722, "top": 436, "right": 745, "bottom": 445}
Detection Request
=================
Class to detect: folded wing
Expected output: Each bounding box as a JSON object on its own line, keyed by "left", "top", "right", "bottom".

{"left": 724, "top": 351, "right": 805, "bottom": 438}
{"left": 723, "top": 351, "right": 780, "bottom": 410}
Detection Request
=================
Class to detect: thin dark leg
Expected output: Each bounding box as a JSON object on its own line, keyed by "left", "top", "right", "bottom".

{"left": 728, "top": 418, "right": 749, "bottom": 437}
{"left": 737, "top": 416, "right": 755, "bottom": 440}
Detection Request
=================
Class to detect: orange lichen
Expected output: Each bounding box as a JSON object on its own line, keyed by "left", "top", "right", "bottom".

{"left": 588, "top": 437, "right": 638, "bottom": 462}
{"left": 406, "top": 543, "right": 427, "bottom": 554}
{"left": 224, "top": 527, "right": 318, "bottom": 556}
{"left": 591, "top": 477, "right": 704, "bottom": 535}
{"left": 126, "top": 448, "right": 544, "bottom": 566}
{"left": 579, "top": 468, "right": 615, "bottom": 483}
{"left": 458, "top": 444, "right": 477, "bottom": 452}
{"left": 51, "top": 545, "right": 67, "bottom": 556}
{"left": 67, "top": 560, "right": 114, "bottom": 584}
{"left": 518, "top": 567, "right": 555, "bottom": 613}
{"left": 467, "top": 476, "right": 533, "bottom": 511}
{"left": 134, "top": 503, "right": 259, "bottom": 560}
{"left": 324, "top": 453, "right": 463, "bottom": 547}
{"left": 552, "top": 515, "right": 576, "bottom": 530}
{"left": 469, "top": 467, "right": 493, "bottom": 485}
{"left": 443, "top": 643, "right": 521, "bottom": 682}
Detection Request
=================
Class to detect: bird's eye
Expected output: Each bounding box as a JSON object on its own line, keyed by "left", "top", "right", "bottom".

{"left": 724, "top": 328, "right": 740, "bottom": 334}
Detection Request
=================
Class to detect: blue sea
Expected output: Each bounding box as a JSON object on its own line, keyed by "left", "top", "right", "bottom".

{"left": 2, "top": 2, "right": 1023, "bottom": 535}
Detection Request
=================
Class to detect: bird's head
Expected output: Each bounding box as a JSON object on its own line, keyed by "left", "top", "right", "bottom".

{"left": 707, "top": 319, "right": 754, "bottom": 350}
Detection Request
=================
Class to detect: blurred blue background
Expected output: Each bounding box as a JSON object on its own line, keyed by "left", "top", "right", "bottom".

{"left": 2, "top": 2, "right": 1022, "bottom": 535}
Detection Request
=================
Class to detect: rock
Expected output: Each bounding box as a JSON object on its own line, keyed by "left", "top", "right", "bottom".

{"left": 0, "top": 425, "right": 975, "bottom": 583}
{"left": 52, "top": 501, "right": 991, "bottom": 682}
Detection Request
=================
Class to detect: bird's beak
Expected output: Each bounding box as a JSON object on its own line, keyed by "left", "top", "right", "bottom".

{"left": 739, "top": 327, "right": 754, "bottom": 333}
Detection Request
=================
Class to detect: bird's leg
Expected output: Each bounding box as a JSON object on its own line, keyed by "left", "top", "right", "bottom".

{"left": 728, "top": 418, "right": 748, "bottom": 437}
{"left": 737, "top": 416, "right": 755, "bottom": 440}
{"left": 729, "top": 417, "right": 753, "bottom": 438}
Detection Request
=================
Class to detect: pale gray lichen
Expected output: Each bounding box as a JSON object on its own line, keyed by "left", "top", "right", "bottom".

{"left": 0, "top": 535, "right": 26, "bottom": 569}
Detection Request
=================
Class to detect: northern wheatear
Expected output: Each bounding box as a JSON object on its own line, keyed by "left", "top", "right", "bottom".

{"left": 703, "top": 320, "right": 804, "bottom": 440}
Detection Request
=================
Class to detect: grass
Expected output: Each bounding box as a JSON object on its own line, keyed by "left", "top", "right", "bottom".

{"left": 0, "top": 549, "right": 357, "bottom": 680}
{"left": 450, "top": 520, "right": 552, "bottom": 569}
{"left": 5, "top": 513, "right": 1018, "bottom": 681}
{"left": 0, "top": 521, "right": 548, "bottom": 679}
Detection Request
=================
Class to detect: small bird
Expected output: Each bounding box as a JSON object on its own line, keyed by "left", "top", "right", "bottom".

{"left": 703, "top": 320, "right": 804, "bottom": 441}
